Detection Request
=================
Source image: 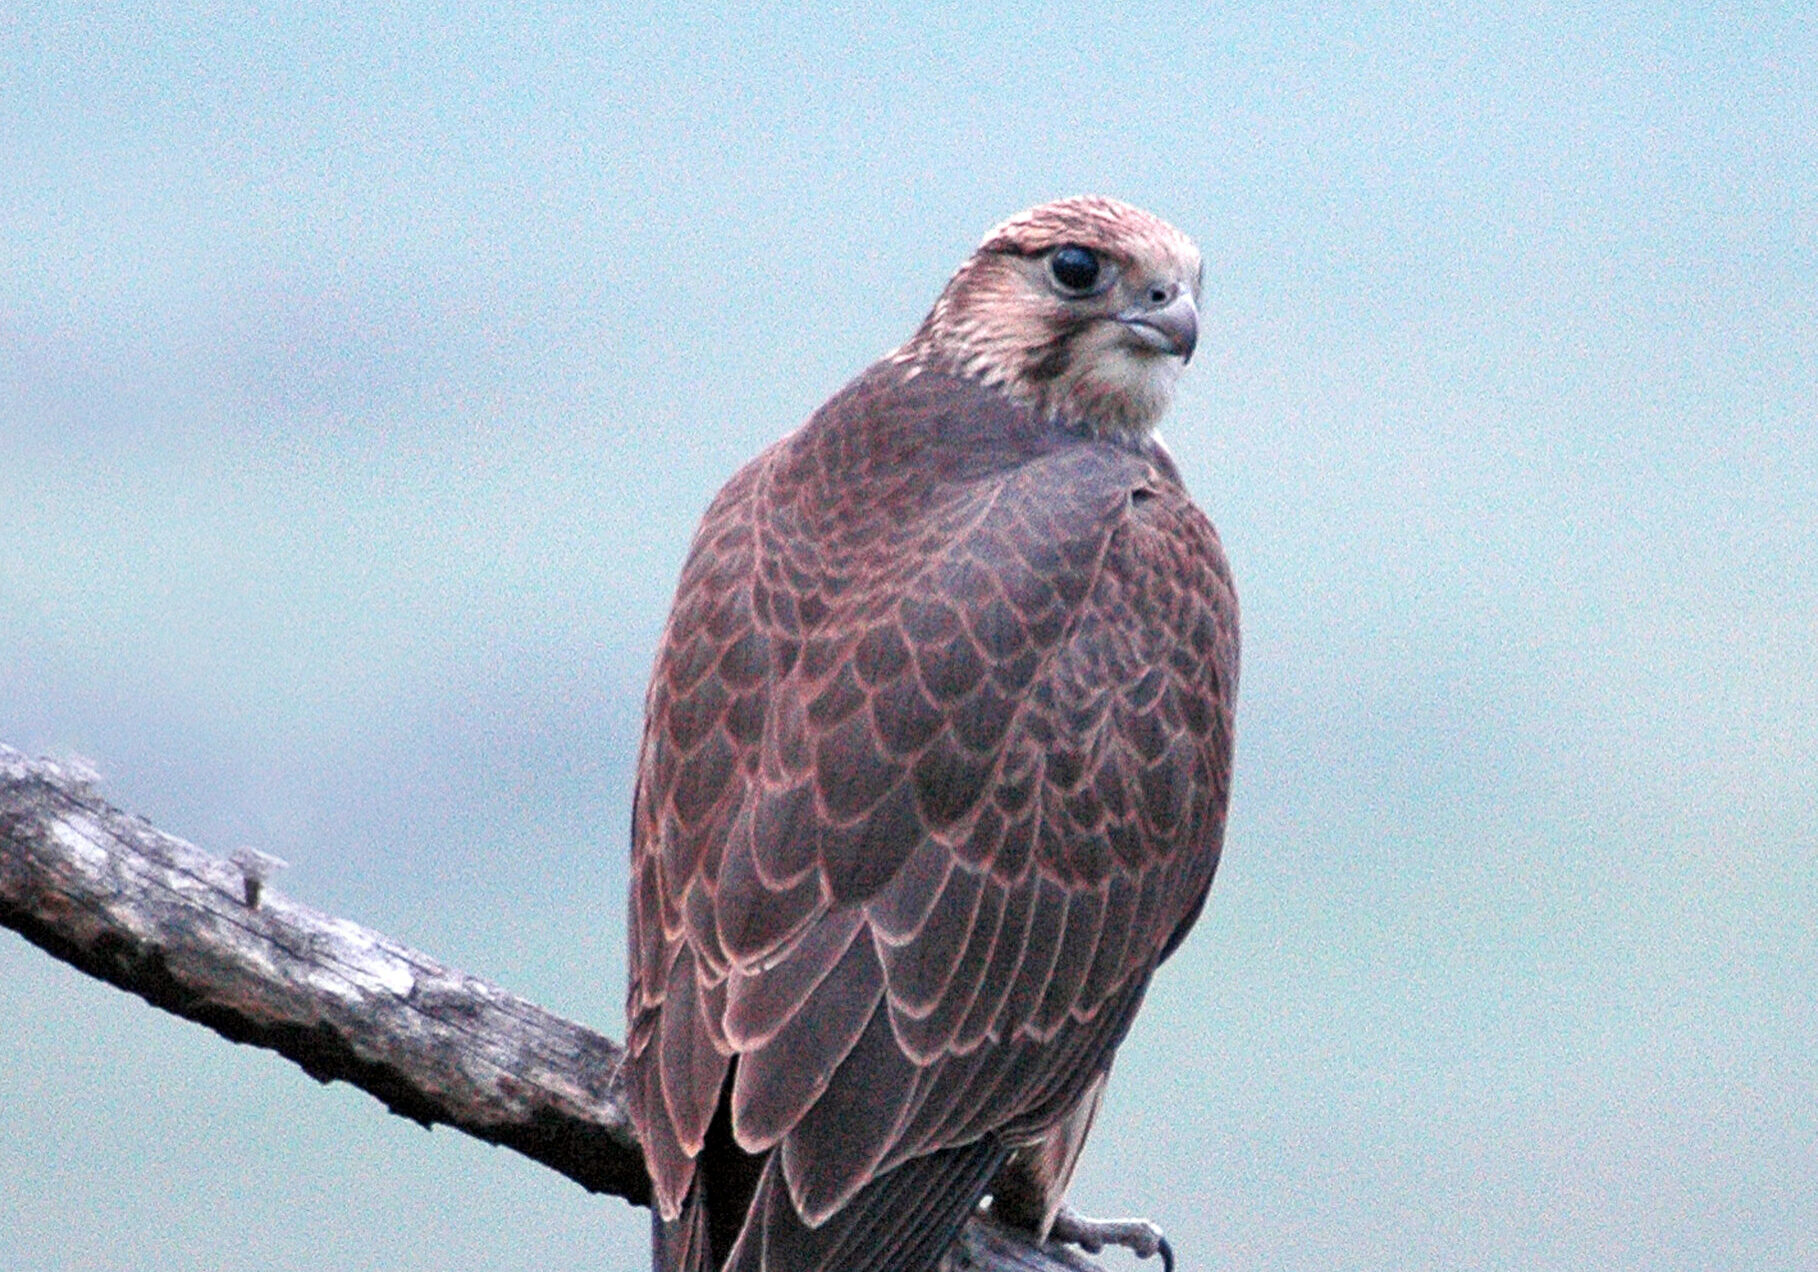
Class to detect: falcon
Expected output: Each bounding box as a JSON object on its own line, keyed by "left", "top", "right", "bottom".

{"left": 625, "top": 196, "right": 1238, "bottom": 1272}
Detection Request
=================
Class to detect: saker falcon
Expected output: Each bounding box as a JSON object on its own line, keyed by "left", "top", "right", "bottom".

{"left": 626, "top": 196, "right": 1239, "bottom": 1272}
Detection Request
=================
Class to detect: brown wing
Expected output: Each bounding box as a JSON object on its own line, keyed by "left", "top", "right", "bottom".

{"left": 627, "top": 367, "right": 1238, "bottom": 1272}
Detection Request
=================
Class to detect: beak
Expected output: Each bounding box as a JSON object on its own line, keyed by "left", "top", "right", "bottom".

{"left": 1117, "top": 292, "right": 1199, "bottom": 364}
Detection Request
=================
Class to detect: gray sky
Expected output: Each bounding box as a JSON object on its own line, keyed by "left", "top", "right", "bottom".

{"left": 3, "top": 4, "right": 1814, "bottom": 1270}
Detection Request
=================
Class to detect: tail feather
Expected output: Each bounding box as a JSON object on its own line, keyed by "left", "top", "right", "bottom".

{"left": 652, "top": 1190, "right": 710, "bottom": 1272}
{"left": 656, "top": 1073, "right": 768, "bottom": 1272}
{"left": 724, "top": 1136, "right": 1008, "bottom": 1272}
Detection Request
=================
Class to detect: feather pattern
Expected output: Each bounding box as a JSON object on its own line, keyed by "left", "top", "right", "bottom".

{"left": 628, "top": 196, "right": 1237, "bottom": 1272}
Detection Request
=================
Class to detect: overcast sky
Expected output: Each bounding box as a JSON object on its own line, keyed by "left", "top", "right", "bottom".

{"left": 3, "top": 5, "right": 1814, "bottom": 1271}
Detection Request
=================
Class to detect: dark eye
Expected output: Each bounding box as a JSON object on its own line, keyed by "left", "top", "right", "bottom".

{"left": 1048, "top": 245, "right": 1101, "bottom": 294}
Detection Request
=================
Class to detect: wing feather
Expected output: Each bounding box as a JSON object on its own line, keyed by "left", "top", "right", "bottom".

{"left": 1030, "top": 886, "right": 1106, "bottom": 1038}
{"left": 1078, "top": 871, "right": 1140, "bottom": 1013}
{"left": 780, "top": 1001, "right": 925, "bottom": 1221}
{"left": 990, "top": 872, "right": 1071, "bottom": 1039}
{"left": 888, "top": 875, "right": 1007, "bottom": 1061}
{"left": 876, "top": 863, "right": 985, "bottom": 1016}
{"left": 715, "top": 803, "right": 821, "bottom": 966}
{"left": 954, "top": 867, "right": 1039, "bottom": 1049}
{"left": 731, "top": 928, "right": 886, "bottom": 1151}
{"left": 862, "top": 831, "right": 954, "bottom": 944}
{"left": 629, "top": 365, "right": 1239, "bottom": 1271}
{"left": 658, "top": 949, "right": 726, "bottom": 1157}
{"left": 723, "top": 908, "right": 865, "bottom": 1050}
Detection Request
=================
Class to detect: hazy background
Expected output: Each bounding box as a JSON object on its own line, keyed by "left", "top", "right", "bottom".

{"left": 3, "top": 4, "right": 1813, "bottom": 1270}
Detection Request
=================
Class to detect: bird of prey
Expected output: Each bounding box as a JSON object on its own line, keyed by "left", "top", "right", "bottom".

{"left": 625, "top": 196, "right": 1238, "bottom": 1272}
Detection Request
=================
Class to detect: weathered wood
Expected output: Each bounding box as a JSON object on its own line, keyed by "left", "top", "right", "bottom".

{"left": 0, "top": 744, "right": 650, "bottom": 1204}
{"left": 0, "top": 745, "right": 1128, "bottom": 1272}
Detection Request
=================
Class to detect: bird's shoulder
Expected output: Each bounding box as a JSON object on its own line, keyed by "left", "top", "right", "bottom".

{"left": 764, "top": 361, "right": 1198, "bottom": 568}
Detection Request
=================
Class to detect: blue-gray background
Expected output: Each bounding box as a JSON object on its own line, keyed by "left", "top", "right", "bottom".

{"left": 3, "top": 5, "right": 1813, "bottom": 1270}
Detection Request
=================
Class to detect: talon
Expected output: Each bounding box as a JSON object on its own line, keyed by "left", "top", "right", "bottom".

{"left": 1049, "top": 1206, "right": 1173, "bottom": 1267}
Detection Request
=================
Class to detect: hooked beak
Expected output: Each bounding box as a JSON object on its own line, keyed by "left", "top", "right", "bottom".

{"left": 1117, "top": 292, "right": 1199, "bottom": 364}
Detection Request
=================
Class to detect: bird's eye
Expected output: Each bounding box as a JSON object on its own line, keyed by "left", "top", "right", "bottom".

{"left": 1048, "top": 245, "right": 1101, "bottom": 294}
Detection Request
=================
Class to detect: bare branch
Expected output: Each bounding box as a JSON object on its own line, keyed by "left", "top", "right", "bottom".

{"left": 0, "top": 744, "right": 647, "bottom": 1204}
{"left": 1, "top": 745, "right": 1124, "bottom": 1272}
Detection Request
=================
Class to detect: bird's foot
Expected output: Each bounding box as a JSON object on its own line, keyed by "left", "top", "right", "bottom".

{"left": 1049, "top": 1205, "right": 1174, "bottom": 1272}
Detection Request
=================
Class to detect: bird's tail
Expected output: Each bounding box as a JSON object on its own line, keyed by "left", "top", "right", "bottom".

{"left": 720, "top": 1137, "right": 1008, "bottom": 1272}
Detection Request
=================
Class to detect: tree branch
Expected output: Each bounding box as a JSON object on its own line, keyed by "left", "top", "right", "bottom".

{"left": 0, "top": 744, "right": 650, "bottom": 1203}
{"left": 0, "top": 745, "right": 1111, "bottom": 1272}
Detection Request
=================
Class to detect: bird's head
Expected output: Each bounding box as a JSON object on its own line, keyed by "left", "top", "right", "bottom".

{"left": 899, "top": 195, "right": 1203, "bottom": 436}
